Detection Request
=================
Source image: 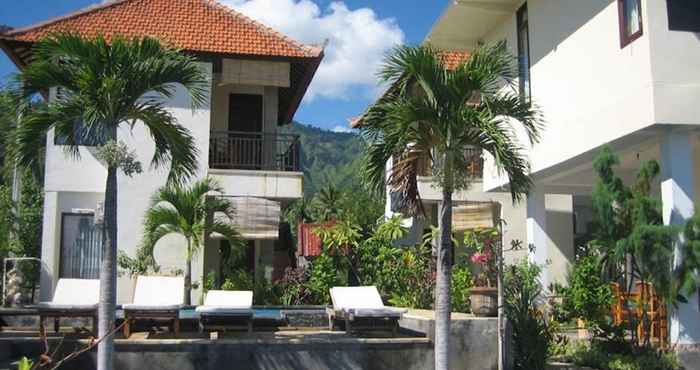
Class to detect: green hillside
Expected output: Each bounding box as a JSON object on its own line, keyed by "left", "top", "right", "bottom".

{"left": 282, "top": 122, "right": 364, "bottom": 196}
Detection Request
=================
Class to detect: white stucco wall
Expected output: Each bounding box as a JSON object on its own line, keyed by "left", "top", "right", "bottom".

{"left": 482, "top": 0, "right": 657, "bottom": 190}
{"left": 115, "top": 62, "right": 213, "bottom": 303}
{"left": 39, "top": 58, "right": 305, "bottom": 303}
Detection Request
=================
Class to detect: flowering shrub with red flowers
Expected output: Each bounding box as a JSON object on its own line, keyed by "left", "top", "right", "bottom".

{"left": 464, "top": 228, "right": 500, "bottom": 287}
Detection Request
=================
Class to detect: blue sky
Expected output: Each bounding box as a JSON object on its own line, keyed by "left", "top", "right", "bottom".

{"left": 0, "top": 0, "right": 447, "bottom": 131}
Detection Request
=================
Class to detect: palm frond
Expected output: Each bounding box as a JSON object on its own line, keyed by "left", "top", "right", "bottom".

{"left": 128, "top": 103, "right": 199, "bottom": 184}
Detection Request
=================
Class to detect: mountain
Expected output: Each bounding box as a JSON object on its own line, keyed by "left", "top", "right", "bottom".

{"left": 282, "top": 122, "right": 364, "bottom": 196}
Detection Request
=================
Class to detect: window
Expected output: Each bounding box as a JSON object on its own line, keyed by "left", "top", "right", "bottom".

{"left": 517, "top": 4, "right": 531, "bottom": 102}
{"left": 59, "top": 213, "right": 102, "bottom": 279}
{"left": 667, "top": 0, "right": 700, "bottom": 32}
{"left": 618, "top": 0, "right": 643, "bottom": 48}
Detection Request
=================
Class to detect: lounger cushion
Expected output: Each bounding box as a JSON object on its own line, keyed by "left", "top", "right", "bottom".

{"left": 201, "top": 290, "right": 253, "bottom": 309}
{"left": 37, "top": 302, "right": 97, "bottom": 312}
{"left": 45, "top": 279, "right": 100, "bottom": 306}
{"left": 330, "top": 286, "right": 386, "bottom": 310}
{"left": 343, "top": 308, "right": 406, "bottom": 318}
{"left": 130, "top": 276, "right": 184, "bottom": 307}
{"left": 196, "top": 307, "right": 253, "bottom": 316}
{"left": 122, "top": 304, "right": 182, "bottom": 312}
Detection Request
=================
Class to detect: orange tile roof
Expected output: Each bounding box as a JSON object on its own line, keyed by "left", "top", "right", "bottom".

{"left": 438, "top": 50, "right": 471, "bottom": 70}
{"left": 0, "top": 0, "right": 322, "bottom": 59}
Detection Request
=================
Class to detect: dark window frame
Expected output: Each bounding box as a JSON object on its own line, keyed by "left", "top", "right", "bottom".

{"left": 667, "top": 0, "right": 700, "bottom": 32}
{"left": 618, "top": 0, "right": 644, "bottom": 48}
{"left": 516, "top": 3, "right": 531, "bottom": 103}
{"left": 59, "top": 212, "right": 102, "bottom": 279}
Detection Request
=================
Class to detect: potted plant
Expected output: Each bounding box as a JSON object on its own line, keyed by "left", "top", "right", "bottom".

{"left": 465, "top": 228, "right": 499, "bottom": 317}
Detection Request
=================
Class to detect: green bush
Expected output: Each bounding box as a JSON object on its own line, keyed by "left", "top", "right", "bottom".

{"left": 308, "top": 252, "right": 346, "bottom": 304}
{"left": 451, "top": 266, "right": 473, "bottom": 313}
{"left": 556, "top": 255, "right": 614, "bottom": 331}
{"left": 565, "top": 341, "right": 682, "bottom": 370}
{"left": 505, "top": 260, "right": 553, "bottom": 370}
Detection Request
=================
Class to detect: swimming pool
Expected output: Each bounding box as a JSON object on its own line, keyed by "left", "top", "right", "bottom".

{"left": 115, "top": 307, "right": 284, "bottom": 320}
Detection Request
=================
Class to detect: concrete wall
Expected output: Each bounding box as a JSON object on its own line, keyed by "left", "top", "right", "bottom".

{"left": 115, "top": 62, "right": 213, "bottom": 304}
{"left": 480, "top": 0, "right": 700, "bottom": 190}
{"left": 646, "top": 1, "right": 700, "bottom": 126}
{"left": 39, "top": 191, "right": 105, "bottom": 301}
{"left": 209, "top": 169, "right": 303, "bottom": 200}
{"left": 481, "top": 0, "right": 656, "bottom": 190}
{"left": 39, "top": 63, "right": 214, "bottom": 304}
{"left": 391, "top": 178, "right": 573, "bottom": 281}
{"left": 1, "top": 314, "right": 498, "bottom": 370}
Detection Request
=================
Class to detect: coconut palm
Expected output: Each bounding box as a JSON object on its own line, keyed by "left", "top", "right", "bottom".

{"left": 360, "top": 42, "right": 542, "bottom": 370}
{"left": 11, "top": 33, "right": 208, "bottom": 370}
{"left": 141, "top": 177, "right": 244, "bottom": 305}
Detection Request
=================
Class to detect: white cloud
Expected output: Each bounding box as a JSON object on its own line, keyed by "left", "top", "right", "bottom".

{"left": 220, "top": 0, "right": 405, "bottom": 101}
{"left": 331, "top": 125, "right": 352, "bottom": 133}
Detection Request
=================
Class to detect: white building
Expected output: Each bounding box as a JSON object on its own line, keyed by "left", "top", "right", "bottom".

{"left": 425, "top": 0, "right": 700, "bottom": 345}
{"left": 0, "top": 0, "right": 323, "bottom": 304}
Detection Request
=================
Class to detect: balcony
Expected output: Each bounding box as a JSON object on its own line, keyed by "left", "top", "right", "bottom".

{"left": 208, "top": 131, "right": 303, "bottom": 200}
{"left": 416, "top": 147, "right": 483, "bottom": 178}
{"left": 414, "top": 147, "right": 485, "bottom": 202}
{"left": 209, "top": 131, "right": 301, "bottom": 172}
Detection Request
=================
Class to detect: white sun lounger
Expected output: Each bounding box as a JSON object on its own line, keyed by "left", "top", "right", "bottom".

{"left": 122, "top": 276, "right": 184, "bottom": 338}
{"left": 37, "top": 278, "right": 100, "bottom": 334}
{"left": 327, "top": 286, "right": 407, "bottom": 335}
{"left": 196, "top": 290, "right": 254, "bottom": 333}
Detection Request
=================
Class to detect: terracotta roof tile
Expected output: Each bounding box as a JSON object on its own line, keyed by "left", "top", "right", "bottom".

{"left": 438, "top": 50, "right": 471, "bottom": 70}
{"left": 1, "top": 0, "right": 322, "bottom": 59}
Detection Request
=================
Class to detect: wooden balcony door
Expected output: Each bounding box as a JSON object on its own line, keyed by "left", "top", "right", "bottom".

{"left": 228, "top": 94, "right": 263, "bottom": 169}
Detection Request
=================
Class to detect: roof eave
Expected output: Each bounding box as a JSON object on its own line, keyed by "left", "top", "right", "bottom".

{"left": 281, "top": 50, "right": 324, "bottom": 125}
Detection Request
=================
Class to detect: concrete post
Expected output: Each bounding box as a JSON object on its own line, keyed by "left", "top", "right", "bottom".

{"left": 527, "top": 187, "right": 549, "bottom": 287}
{"left": 660, "top": 129, "right": 699, "bottom": 344}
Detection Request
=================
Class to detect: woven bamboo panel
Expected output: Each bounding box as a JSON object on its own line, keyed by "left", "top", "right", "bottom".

{"left": 215, "top": 197, "right": 281, "bottom": 240}
{"left": 221, "top": 59, "right": 290, "bottom": 87}
{"left": 452, "top": 202, "right": 498, "bottom": 231}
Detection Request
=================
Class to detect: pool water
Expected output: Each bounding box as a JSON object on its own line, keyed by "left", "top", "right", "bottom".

{"left": 115, "top": 308, "right": 284, "bottom": 320}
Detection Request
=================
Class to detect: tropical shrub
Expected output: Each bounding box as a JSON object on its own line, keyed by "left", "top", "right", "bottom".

{"left": 556, "top": 255, "right": 614, "bottom": 332}
{"left": 464, "top": 228, "right": 499, "bottom": 287}
{"left": 307, "top": 251, "right": 345, "bottom": 304}
{"left": 450, "top": 266, "right": 473, "bottom": 313}
{"left": 505, "top": 260, "right": 554, "bottom": 370}
{"left": 562, "top": 341, "right": 682, "bottom": 370}
{"left": 278, "top": 267, "right": 314, "bottom": 306}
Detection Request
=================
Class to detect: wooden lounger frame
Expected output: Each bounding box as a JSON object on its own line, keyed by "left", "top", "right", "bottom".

{"left": 326, "top": 308, "right": 399, "bottom": 336}
{"left": 123, "top": 309, "right": 180, "bottom": 338}
{"left": 39, "top": 309, "right": 97, "bottom": 335}
{"left": 198, "top": 314, "right": 253, "bottom": 333}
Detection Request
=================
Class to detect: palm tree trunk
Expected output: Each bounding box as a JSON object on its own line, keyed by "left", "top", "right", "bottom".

{"left": 97, "top": 164, "right": 118, "bottom": 370}
{"left": 497, "top": 223, "right": 505, "bottom": 370}
{"left": 435, "top": 189, "right": 453, "bottom": 370}
{"left": 184, "top": 238, "right": 192, "bottom": 306}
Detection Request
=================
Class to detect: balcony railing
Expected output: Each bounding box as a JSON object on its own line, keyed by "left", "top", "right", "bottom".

{"left": 416, "top": 147, "right": 483, "bottom": 178}
{"left": 209, "top": 130, "right": 301, "bottom": 172}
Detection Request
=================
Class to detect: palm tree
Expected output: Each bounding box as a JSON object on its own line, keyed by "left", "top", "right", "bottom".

{"left": 360, "top": 42, "right": 542, "bottom": 370}
{"left": 141, "top": 177, "right": 244, "bottom": 305}
{"left": 12, "top": 33, "right": 208, "bottom": 370}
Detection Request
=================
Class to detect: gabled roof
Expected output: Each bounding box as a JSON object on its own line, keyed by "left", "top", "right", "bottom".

{"left": 350, "top": 50, "right": 470, "bottom": 128}
{"left": 0, "top": 0, "right": 322, "bottom": 59}
{"left": 0, "top": 0, "right": 324, "bottom": 125}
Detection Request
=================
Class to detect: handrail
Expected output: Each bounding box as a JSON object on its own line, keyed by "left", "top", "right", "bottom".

{"left": 209, "top": 130, "right": 301, "bottom": 172}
